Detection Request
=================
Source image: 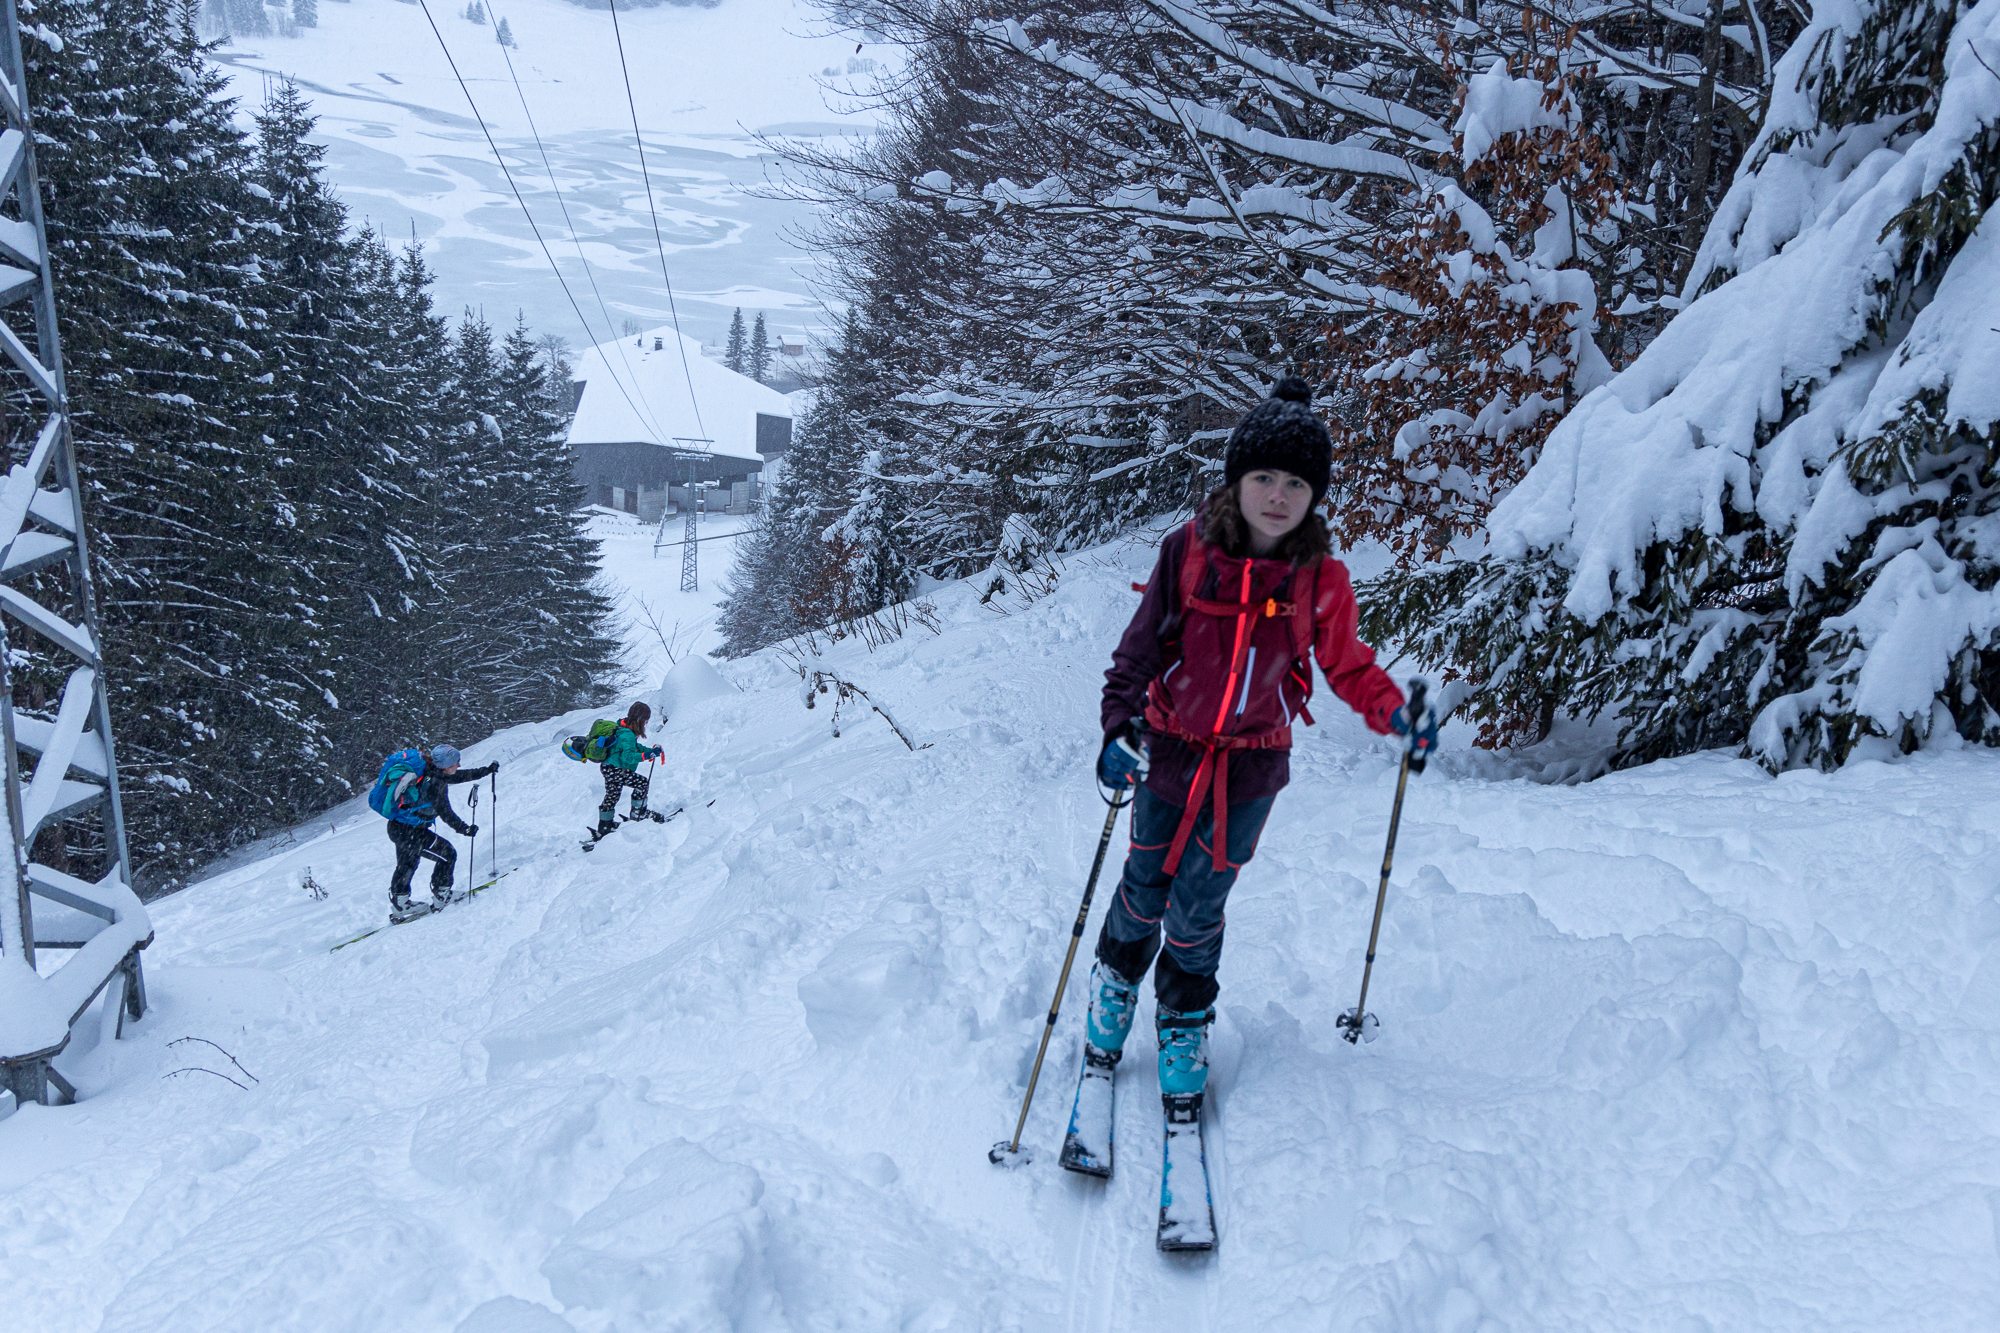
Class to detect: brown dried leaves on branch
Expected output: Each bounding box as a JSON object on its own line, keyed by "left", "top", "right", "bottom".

{"left": 1327, "top": 21, "right": 1627, "bottom": 569}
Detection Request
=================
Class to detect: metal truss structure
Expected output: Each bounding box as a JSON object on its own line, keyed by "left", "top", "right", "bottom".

{"left": 674, "top": 439, "right": 711, "bottom": 593}
{"left": 0, "top": 0, "right": 149, "bottom": 1115}
{"left": 647, "top": 439, "right": 714, "bottom": 588}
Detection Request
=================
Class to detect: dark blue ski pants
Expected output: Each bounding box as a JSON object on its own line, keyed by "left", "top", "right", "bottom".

{"left": 388, "top": 820, "right": 456, "bottom": 899}
{"left": 1096, "top": 784, "right": 1274, "bottom": 1014}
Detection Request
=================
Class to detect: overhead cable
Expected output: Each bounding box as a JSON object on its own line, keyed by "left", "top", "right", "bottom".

{"left": 606, "top": 0, "right": 709, "bottom": 442}
{"left": 492, "top": 15, "right": 676, "bottom": 444}
{"left": 412, "top": 0, "right": 670, "bottom": 446}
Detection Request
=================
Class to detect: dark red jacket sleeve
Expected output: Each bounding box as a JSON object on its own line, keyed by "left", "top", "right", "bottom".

{"left": 1313, "top": 559, "right": 1403, "bottom": 734}
{"left": 1102, "top": 528, "right": 1188, "bottom": 736}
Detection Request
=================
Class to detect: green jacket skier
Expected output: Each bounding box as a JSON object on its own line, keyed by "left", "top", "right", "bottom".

{"left": 591, "top": 701, "right": 664, "bottom": 840}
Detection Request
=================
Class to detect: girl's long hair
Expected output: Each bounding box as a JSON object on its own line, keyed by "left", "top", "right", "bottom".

{"left": 625, "top": 701, "right": 652, "bottom": 737}
{"left": 1199, "top": 480, "right": 1331, "bottom": 565}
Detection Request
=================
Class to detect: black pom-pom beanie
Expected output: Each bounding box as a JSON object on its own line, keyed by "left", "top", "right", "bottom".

{"left": 1224, "top": 375, "right": 1332, "bottom": 506}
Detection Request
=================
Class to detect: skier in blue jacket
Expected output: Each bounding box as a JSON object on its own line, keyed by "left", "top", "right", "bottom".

{"left": 590, "top": 702, "right": 665, "bottom": 842}
{"left": 381, "top": 744, "right": 497, "bottom": 921}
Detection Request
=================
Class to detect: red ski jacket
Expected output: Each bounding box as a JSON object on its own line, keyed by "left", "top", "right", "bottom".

{"left": 1103, "top": 521, "right": 1403, "bottom": 869}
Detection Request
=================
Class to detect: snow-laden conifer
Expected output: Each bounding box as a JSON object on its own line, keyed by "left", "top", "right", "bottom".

{"left": 724, "top": 308, "right": 747, "bottom": 376}
{"left": 751, "top": 312, "right": 771, "bottom": 384}
{"left": 1368, "top": 0, "right": 2000, "bottom": 764}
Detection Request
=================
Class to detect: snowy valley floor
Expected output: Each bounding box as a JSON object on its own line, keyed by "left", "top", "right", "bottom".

{"left": 7, "top": 532, "right": 2000, "bottom": 1331}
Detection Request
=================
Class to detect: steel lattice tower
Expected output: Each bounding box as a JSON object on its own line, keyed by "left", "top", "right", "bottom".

{"left": 681, "top": 456, "right": 699, "bottom": 592}
{"left": 0, "top": 0, "right": 149, "bottom": 1114}
{"left": 672, "top": 438, "right": 711, "bottom": 593}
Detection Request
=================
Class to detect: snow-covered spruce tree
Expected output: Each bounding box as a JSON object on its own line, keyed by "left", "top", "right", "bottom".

{"left": 1365, "top": 0, "right": 2000, "bottom": 763}
{"left": 491, "top": 315, "right": 620, "bottom": 714}
{"left": 430, "top": 311, "right": 509, "bottom": 742}
{"left": 1327, "top": 25, "right": 1623, "bottom": 564}
{"left": 414, "top": 312, "right": 619, "bottom": 739}
{"left": 250, "top": 82, "right": 438, "bottom": 802}
{"left": 495, "top": 15, "right": 513, "bottom": 47}
{"left": 725, "top": 307, "right": 747, "bottom": 375}
{"left": 750, "top": 311, "right": 771, "bottom": 384}
{"left": 22, "top": 0, "right": 331, "bottom": 879}
{"left": 294, "top": 0, "right": 316, "bottom": 28}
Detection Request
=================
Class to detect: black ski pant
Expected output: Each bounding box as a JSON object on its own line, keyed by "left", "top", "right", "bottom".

{"left": 388, "top": 820, "right": 457, "bottom": 899}
{"left": 1096, "top": 783, "right": 1275, "bottom": 1015}
{"left": 599, "top": 764, "right": 650, "bottom": 822}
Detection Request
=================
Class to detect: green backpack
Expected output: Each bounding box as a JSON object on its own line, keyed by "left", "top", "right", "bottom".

{"left": 561, "top": 718, "right": 619, "bottom": 763}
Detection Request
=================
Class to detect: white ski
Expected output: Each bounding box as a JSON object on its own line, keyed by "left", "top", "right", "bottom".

{"left": 1060, "top": 1045, "right": 1118, "bottom": 1176}
{"left": 1156, "top": 1094, "right": 1216, "bottom": 1251}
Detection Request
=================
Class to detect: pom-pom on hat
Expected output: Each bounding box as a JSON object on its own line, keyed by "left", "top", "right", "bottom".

{"left": 1224, "top": 375, "right": 1332, "bottom": 506}
{"left": 430, "top": 744, "right": 462, "bottom": 770}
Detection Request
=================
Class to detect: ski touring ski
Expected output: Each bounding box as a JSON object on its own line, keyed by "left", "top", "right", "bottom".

{"left": 329, "top": 867, "right": 520, "bottom": 952}
{"left": 1156, "top": 1094, "right": 1217, "bottom": 1252}
{"left": 580, "top": 805, "right": 686, "bottom": 851}
{"left": 1060, "top": 1045, "right": 1117, "bottom": 1177}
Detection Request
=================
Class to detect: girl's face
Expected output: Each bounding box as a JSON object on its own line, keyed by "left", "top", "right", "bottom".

{"left": 1239, "top": 469, "right": 1313, "bottom": 555}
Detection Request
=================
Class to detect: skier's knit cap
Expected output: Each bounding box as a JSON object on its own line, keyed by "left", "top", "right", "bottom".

{"left": 430, "top": 744, "right": 462, "bottom": 770}
{"left": 1224, "top": 375, "right": 1332, "bottom": 507}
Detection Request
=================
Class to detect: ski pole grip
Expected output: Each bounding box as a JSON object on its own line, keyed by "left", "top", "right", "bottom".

{"left": 1404, "top": 677, "right": 1429, "bottom": 774}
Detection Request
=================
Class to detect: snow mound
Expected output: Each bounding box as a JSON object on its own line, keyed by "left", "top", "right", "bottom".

{"left": 656, "top": 653, "right": 737, "bottom": 724}
{"left": 7, "top": 533, "right": 2000, "bottom": 1328}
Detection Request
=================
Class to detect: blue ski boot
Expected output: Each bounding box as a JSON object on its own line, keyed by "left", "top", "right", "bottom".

{"left": 1157, "top": 1006, "right": 1213, "bottom": 1101}
{"left": 1084, "top": 961, "right": 1141, "bottom": 1064}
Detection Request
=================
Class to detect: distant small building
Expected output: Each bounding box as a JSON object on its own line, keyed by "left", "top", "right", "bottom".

{"left": 567, "top": 325, "right": 794, "bottom": 520}
{"left": 777, "top": 333, "right": 808, "bottom": 357}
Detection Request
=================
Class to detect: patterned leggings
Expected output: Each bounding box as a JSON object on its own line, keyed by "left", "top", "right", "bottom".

{"left": 599, "top": 765, "right": 650, "bottom": 819}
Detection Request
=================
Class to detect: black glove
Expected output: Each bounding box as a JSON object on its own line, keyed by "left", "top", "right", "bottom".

{"left": 475, "top": 762, "right": 499, "bottom": 778}
{"left": 462, "top": 824, "right": 479, "bottom": 839}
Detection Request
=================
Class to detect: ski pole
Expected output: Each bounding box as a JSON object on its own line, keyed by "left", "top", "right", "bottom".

{"left": 468, "top": 784, "right": 480, "bottom": 876}
{"left": 490, "top": 769, "right": 498, "bottom": 879}
{"left": 1338, "top": 677, "right": 1428, "bottom": 1046}
{"left": 990, "top": 779, "right": 1134, "bottom": 1167}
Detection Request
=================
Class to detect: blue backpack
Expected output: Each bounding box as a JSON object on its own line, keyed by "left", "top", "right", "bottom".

{"left": 368, "top": 748, "right": 431, "bottom": 825}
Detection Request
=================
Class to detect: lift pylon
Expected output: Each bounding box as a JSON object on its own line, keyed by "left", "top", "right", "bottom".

{"left": 0, "top": 0, "right": 150, "bottom": 1115}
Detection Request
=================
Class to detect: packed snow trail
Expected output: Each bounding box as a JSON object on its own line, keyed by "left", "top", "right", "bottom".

{"left": 7, "top": 532, "right": 2000, "bottom": 1330}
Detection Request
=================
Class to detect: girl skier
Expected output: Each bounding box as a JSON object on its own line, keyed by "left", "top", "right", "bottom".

{"left": 591, "top": 701, "right": 666, "bottom": 841}
{"left": 1087, "top": 376, "right": 1438, "bottom": 1109}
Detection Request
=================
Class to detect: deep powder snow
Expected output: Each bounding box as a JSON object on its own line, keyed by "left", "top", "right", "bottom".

{"left": 6, "top": 528, "right": 2000, "bottom": 1330}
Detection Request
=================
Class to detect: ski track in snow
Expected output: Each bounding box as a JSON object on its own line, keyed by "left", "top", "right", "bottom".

{"left": 9, "top": 532, "right": 2000, "bottom": 1329}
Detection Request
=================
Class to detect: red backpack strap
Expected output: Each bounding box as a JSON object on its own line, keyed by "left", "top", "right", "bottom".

{"left": 1176, "top": 521, "right": 1207, "bottom": 610}
{"left": 1288, "top": 558, "right": 1320, "bottom": 662}
{"left": 1289, "top": 558, "right": 1321, "bottom": 726}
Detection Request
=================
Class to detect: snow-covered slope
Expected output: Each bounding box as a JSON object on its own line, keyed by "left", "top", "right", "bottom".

{"left": 8, "top": 532, "right": 2000, "bottom": 1330}
{"left": 210, "top": 0, "right": 893, "bottom": 349}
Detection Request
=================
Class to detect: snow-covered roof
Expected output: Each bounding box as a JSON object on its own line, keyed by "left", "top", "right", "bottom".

{"left": 567, "top": 324, "right": 791, "bottom": 459}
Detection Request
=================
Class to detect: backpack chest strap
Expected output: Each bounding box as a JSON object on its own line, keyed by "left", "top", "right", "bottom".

{"left": 1183, "top": 595, "right": 1296, "bottom": 620}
